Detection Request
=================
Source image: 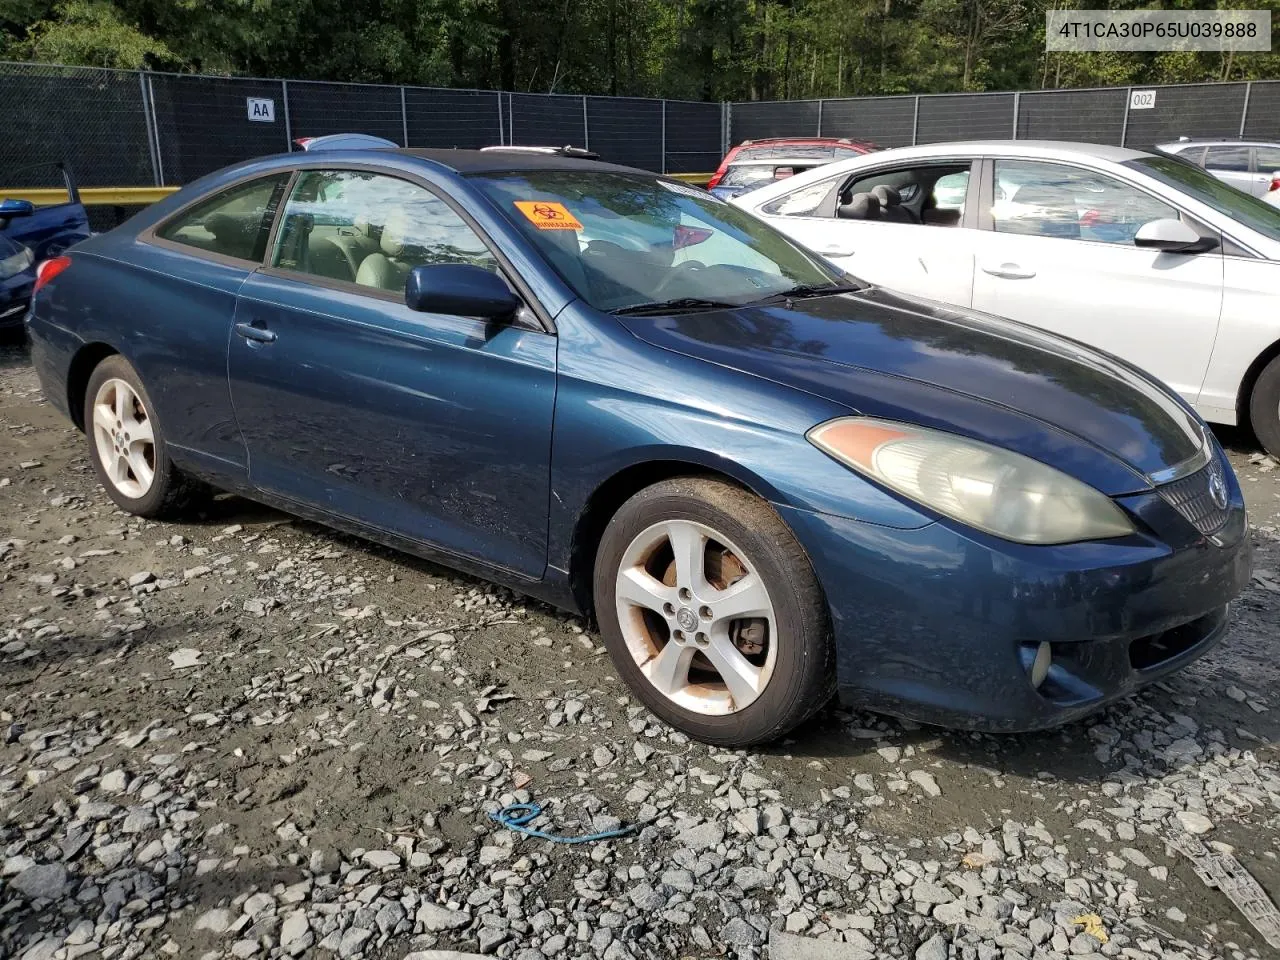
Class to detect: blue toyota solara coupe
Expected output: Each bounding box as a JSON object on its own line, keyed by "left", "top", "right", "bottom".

{"left": 26, "top": 147, "right": 1251, "bottom": 745}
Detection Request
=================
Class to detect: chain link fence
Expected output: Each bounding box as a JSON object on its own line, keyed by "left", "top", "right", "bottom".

{"left": 0, "top": 62, "right": 724, "bottom": 189}
{"left": 6, "top": 61, "right": 1280, "bottom": 194}
{"left": 729, "top": 81, "right": 1280, "bottom": 150}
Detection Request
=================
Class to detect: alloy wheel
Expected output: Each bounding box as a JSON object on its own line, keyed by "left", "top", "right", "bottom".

{"left": 91, "top": 378, "right": 156, "bottom": 500}
{"left": 614, "top": 519, "right": 777, "bottom": 715}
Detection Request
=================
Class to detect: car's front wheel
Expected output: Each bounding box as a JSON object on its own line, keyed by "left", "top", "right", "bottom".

{"left": 593, "top": 477, "right": 833, "bottom": 746}
{"left": 1250, "top": 354, "right": 1280, "bottom": 458}
{"left": 84, "top": 354, "right": 199, "bottom": 518}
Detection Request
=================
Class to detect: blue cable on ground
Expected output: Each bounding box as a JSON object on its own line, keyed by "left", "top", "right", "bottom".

{"left": 488, "top": 802, "right": 640, "bottom": 844}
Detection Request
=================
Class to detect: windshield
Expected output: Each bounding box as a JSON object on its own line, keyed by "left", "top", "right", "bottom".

{"left": 1126, "top": 155, "right": 1280, "bottom": 243}
{"left": 470, "top": 170, "right": 845, "bottom": 311}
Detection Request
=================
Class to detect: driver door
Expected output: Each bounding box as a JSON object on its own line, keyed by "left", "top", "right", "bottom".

{"left": 227, "top": 168, "right": 557, "bottom": 578}
{"left": 969, "top": 158, "right": 1223, "bottom": 405}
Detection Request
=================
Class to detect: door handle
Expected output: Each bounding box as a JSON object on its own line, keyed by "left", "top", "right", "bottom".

{"left": 819, "top": 246, "right": 855, "bottom": 258}
{"left": 980, "top": 261, "right": 1036, "bottom": 280}
{"left": 234, "top": 321, "right": 277, "bottom": 343}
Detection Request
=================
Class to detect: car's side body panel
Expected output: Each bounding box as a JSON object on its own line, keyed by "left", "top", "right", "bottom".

{"left": 30, "top": 242, "right": 251, "bottom": 478}
{"left": 229, "top": 270, "right": 558, "bottom": 579}
{"left": 1206, "top": 256, "right": 1280, "bottom": 423}
{"left": 542, "top": 302, "right": 941, "bottom": 581}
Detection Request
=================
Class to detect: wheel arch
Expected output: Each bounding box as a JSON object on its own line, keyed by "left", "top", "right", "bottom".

{"left": 66, "top": 341, "right": 120, "bottom": 432}
{"left": 1237, "top": 337, "right": 1280, "bottom": 434}
{"left": 568, "top": 456, "right": 781, "bottom": 620}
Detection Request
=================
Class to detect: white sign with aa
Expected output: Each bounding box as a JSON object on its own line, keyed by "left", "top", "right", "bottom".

{"left": 247, "top": 98, "right": 276, "bottom": 122}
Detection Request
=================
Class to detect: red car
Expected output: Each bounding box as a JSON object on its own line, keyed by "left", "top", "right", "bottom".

{"left": 707, "top": 137, "right": 881, "bottom": 199}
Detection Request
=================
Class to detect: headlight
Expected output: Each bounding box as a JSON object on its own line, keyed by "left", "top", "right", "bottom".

{"left": 808, "top": 417, "right": 1135, "bottom": 544}
{"left": 0, "top": 247, "right": 33, "bottom": 280}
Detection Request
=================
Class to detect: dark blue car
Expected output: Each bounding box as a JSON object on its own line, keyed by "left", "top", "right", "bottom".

{"left": 25, "top": 148, "right": 1252, "bottom": 745}
{"left": 0, "top": 164, "right": 90, "bottom": 329}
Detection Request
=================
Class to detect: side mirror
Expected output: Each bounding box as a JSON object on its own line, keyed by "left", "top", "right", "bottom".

{"left": 405, "top": 264, "right": 520, "bottom": 320}
{"left": 0, "top": 198, "right": 35, "bottom": 229}
{"left": 1133, "top": 218, "right": 1217, "bottom": 254}
{"left": 0, "top": 199, "right": 34, "bottom": 219}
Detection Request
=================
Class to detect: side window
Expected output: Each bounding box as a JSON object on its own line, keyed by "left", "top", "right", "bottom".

{"left": 837, "top": 164, "right": 971, "bottom": 227}
{"left": 1255, "top": 147, "right": 1280, "bottom": 173}
{"left": 156, "top": 174, "right": 289, "bottom": 261}
{"left": 929, "top": 172, "right": 969, "bottom": 218}
{"left": 761, "top": 179, "right": 837, "bottom": 217}
{"left": 991, "top": 160, "right": 1177, "bottom": 245}
{"left": 1204, "top": 145, "right": 1251, "bottom": 173}
{"left": 271, "top": 170, "right": 498, "bottom": 295}
{"left": 1182, "top": 146, "right": 1208, "bottom": 167}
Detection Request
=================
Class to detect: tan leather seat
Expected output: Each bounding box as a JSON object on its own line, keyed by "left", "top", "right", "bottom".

{"left": 356, "top": 210, "right": 413, "bottom": 292}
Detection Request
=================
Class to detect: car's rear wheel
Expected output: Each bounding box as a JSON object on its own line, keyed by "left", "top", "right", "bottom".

{"left": 593, "top": 477, "right": 833, "bottom": 746}
{"left": 85, "top": 355, "right": 199, "bottom": 518}
{"left": 1250, "top": 355, "right": 1280, "bottom": 458}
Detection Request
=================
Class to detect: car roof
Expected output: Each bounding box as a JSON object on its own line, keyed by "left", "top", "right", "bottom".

{"left": 878, "top": 139, "right": 1151, "bottom": 162}
{"left": 1156, "top": 138, "right": 1280, "bottom": 147}
{"left": 728, "top": 157, "right": 833, "bottom": 165}
{"left": 733, "top": 140, "right": 1159, "bottom": 208}
{"left": 737, "top": 137, "right": 869, "bottom": 146}
{"left": 393, "top": 147, "right": 640, "bottom": 175}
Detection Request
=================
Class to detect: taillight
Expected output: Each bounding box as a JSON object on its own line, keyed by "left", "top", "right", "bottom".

{"left": 34, "top": 256, "right": 71, "bottom": 293}
{"left": 1269, "top": 174, "right": 1280, "bottom": 193}
{"left": 293, "top": 137, "right": 314, "bottom": 150}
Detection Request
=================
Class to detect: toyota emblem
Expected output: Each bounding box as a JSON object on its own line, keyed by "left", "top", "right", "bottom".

{"left": 1208, "top": 471, "right": 1228, "bottom": 510}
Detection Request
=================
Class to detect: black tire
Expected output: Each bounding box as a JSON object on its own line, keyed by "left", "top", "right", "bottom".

{"left": 593, "top": 476, "right": 834, "bottom": 746}
{"left": 1250, "top": 355, "right": 1280, "bottom": 458}
{"left": 83, "top": 354, "right": 201, "bottom": 519}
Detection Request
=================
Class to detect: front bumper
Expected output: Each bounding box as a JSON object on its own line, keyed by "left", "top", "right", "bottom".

{"left": 777, "top": 469, "right": 1252, "bottom": 732}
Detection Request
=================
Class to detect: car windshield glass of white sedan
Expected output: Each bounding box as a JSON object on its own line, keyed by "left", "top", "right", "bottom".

{"left": 471, "top": 171, "right": 844, "bottom": 311}
{"left": 1127, "top": 155, "right": 1280, "bottom": 243}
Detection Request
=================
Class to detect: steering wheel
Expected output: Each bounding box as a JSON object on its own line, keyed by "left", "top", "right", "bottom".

{"left": 651, "top": 260, "right": 707, "bottom": 300}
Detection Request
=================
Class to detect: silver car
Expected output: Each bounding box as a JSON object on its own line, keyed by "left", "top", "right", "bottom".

{"left": 1155, "top": 138, "right": 1280, "bottom": 196}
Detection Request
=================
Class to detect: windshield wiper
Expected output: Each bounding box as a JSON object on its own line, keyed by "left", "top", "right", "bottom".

{"left": 610, "top": 297, "right": 742, "bottom": 316}
{"left": 750, "top": 281, "right": 866, "bottom": 305}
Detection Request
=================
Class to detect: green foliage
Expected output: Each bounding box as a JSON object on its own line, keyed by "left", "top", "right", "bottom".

{"left": 1, "top": 0, "right": 1277, "bottom": 98}
{"left": 8, "top": 0, "right": 176, "bottom": 68}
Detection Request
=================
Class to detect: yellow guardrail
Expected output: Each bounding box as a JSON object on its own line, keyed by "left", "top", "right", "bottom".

{"left": 4, "top": 175, "right": 712, "bottom": 207}
{"left": 1, "top": 186, "right": 178, "bottom": 206}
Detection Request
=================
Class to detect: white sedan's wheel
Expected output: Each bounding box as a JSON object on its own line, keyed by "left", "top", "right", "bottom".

{"left": 91, "top": 378, "right": 156, "bottom": 499}
{"left": 594, "top": 477, "right": 833, "bottom": 746}
{"left": 615, "top": 519, "right": 777, "bottom": 715}
{"left": 1249, "top": 354, "right": 1280, "bottom": 458}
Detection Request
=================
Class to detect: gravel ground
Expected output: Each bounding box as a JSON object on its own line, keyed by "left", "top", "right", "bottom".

{"left": 3, "top": 337, "right": 1280, "bottom": 960}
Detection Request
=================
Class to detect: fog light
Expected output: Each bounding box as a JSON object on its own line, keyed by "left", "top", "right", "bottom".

{"left": 1029, "top": 641, "right": 1052, "bottom": 689}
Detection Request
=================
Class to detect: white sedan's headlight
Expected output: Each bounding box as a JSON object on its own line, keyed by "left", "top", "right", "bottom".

{"left": 808, "top": 417, "right": 1135, "bottom": 544}
{"left": 0, "top": 247, "right": 33, "bottom": 280}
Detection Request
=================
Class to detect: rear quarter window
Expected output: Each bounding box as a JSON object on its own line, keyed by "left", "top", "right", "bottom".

{"left": 155, "top": 174, "right": 290, "bottom": 262}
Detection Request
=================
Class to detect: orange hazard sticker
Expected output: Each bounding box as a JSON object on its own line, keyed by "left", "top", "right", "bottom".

{"left": 514, "top": 201, "right": 583, "bottom": 230}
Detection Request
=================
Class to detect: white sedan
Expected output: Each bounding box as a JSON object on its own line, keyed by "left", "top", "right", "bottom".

{"left": 732, "top": 140, "right": 1280, "bottom": 456}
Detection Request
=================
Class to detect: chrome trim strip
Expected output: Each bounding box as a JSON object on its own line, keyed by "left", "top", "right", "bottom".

{"left": 1146, "top": 425, "right": 1214, "bottom": 485}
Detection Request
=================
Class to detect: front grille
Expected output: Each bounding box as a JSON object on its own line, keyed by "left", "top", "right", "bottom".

{"left": 1158, "top": 455, "right": 1230, "bottom": 536}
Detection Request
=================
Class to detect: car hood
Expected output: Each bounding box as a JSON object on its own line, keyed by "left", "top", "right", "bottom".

{"left": 617, "top": 287, "right": 1207, "bottom": 495}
